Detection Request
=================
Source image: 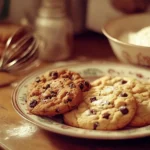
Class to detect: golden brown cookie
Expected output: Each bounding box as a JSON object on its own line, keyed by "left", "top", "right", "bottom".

{"left": 107, "top": 76, "right": 150, "bottom": 127}
{"left": 30, "top": 69, "right": 91, "bottom": 92}
{"left": 64, "top": 76, "right": 137, "bottom": 130}
{"left": 27, "top": 69, "right": 90, "bottom": 117}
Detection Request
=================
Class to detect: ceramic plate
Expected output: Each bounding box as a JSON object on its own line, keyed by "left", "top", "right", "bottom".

{"left": 12, "top": 62, "right": 150, "bottom": 140}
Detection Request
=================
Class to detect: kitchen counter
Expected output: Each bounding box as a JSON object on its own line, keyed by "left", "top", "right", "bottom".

{"left": 1, "top": 32, "right": 150, "bottom": 150}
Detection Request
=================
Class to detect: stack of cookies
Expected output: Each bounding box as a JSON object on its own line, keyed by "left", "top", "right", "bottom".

{"left": 27, "top": 69, "right": 150, "bottom": 130}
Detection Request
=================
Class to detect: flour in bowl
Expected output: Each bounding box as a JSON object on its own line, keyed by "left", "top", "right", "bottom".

{"left": 119, "top": 26, "right": 150, "bottom": 47}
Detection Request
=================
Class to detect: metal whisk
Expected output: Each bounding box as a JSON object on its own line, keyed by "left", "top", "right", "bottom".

{"left": 0, "top": 26, "right": 39, "bottom": 73}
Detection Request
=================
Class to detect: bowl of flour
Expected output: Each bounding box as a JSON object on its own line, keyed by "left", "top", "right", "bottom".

{"left": 102, "top": 13, "right": 150, "bottom": 66}
{"left": 119, "top": 26, "right": 150, "bottom": 47}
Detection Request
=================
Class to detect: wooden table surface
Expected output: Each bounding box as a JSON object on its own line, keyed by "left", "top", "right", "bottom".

{"left": 1, "top": 32, "right": 150, "bottom": 150}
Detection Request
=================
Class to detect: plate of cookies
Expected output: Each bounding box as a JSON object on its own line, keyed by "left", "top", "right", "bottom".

{"left": 12, "top": 62, "right": 150, "bottom": 140}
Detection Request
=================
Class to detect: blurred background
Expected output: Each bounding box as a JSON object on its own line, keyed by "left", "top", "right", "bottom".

{"left": 0, "top": 0, "right": 150, "bottom": 61}
{"left": 0, "top": 0, "right": 148, "bottom": 33}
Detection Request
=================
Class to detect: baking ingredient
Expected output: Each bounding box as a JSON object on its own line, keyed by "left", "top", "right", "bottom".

{"left": 119, "top": 26, "right": 150, "bottom": 47}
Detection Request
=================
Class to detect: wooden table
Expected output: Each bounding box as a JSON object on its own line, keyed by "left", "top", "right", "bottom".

{"left": 1, "top": 32, "right": 150, "bottom": 150}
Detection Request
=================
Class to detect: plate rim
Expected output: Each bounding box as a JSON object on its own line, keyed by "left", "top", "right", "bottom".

{"left": 11, "top": 61, "right": 150, "bottom": 140}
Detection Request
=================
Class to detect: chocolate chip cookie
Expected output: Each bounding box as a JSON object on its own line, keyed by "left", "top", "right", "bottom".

{"left": 27, "top": 69, "right": 90, "bottom": 117}
{"left": 108, "top": 76, "right": 150, "bottom": 127}
{"left": 64, "top": 76, "right": 137, "bottom": 130}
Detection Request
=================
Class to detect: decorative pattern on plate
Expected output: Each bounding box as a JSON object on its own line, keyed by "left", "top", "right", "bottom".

{"left": 12, "top": 62, "right": 150, "bottom": 140}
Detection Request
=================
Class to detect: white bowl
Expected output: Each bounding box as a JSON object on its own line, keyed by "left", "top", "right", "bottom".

{"left": 102, "top": 13, "right": 150, "bottom": 66}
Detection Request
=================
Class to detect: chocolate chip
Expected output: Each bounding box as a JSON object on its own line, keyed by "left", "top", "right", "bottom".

{"left": 90, "top": 109, "right": 97, "bottom": 115}
{"left": 50, "top": 91, "right": 57, "bottom": 97}
{"left": 93, "top": 122, "right": 99, "bottom": 130}
{"left": 121, "top": 80, "right": 127, "bottom": 84}
{"left": 90, "top": 97, "right": 97, "bottom": 102}
{"left": 119, "top": 106, "right": 129, "bottom": 115}
{"left": 50, "top": 71, "right": 58, "bottom": 79}
{"left": 35, "top": 77, "right": 40, "bottom": 83}
{"left": 79, "top": 81, "right": 90, "bottom": 91}
{"left": 43, "top": 84, "right": 50, "bottom": 89}
{"left": 69, "top": 83, "right": 76, "bottom": 88}
{"left": 67, "top": 98, "right": 72, "bottom": 102}
{"left": 84, "top": 81, "right": 90, "bottom": 88}
{"left": 66, "top": 75, "right": 72, "bottom": 79}
{"left": 30, "top": 100, "right": 38, "bottom": 108}
{"left": 102, "top": 112, "right": 110, "bottom": 119}
{"left": 64, "top": 98, "right": 72, "bottom": 103}
{"left": 120, "top": 93, "right": 128, "bottom": 97}
{"left": 55, "top": 108, "right": 60, "bottom": 113}
{"left": 43, "top": 78, "right": 46, "bottom": 82}
{"left": 45, "top": 96, "right": 51, "bottom": 99}
{"left": 79, "top": 83, "right": 84, "bottom": 90}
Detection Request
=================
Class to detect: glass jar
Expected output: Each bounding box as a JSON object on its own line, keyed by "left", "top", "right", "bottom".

{"left": 35, "top": 0, "right": 73, "bottom": 62}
